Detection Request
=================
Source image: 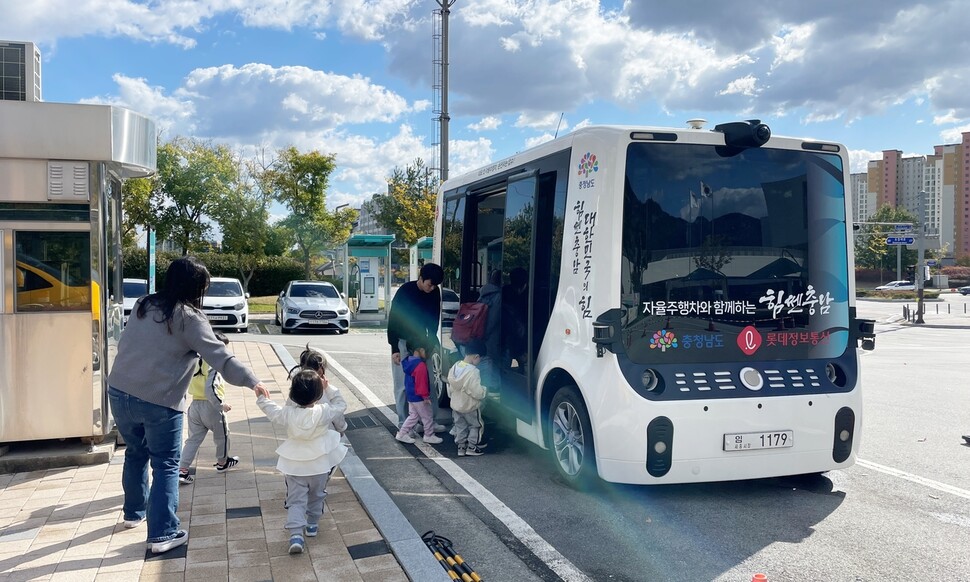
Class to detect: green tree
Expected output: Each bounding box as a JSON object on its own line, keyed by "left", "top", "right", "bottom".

{"left": 853, "top": 205, "right": 918, "bottom": 272}
{"left": 278, "top": 207, "right": 356, "bottom": 279}
{"left": 209, "top": 148, "right": 282, "bottom": 290}
{"left": 260, "top": 146, "right": 348, "bottom": 278}
{"left": 156, "top": 137, "right": 240, "bottom": 255}
{"left": 121, "top": 175, "right": 165, "bottom": 248}
{"left": 211, "top": 185, "right": 268, "bottom": 290}
{"left": 265, "top": 223, "right": 294, "bottom": 256}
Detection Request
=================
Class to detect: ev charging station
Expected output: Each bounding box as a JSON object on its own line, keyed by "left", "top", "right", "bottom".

{"left": 356, "top": 256, "right": 379, "bottom": 312}
{"left": 342, "top": 234, "right": 395, "bottom": 320}
{"left": 410, "top": 236, "right": 433, "bottom": 281}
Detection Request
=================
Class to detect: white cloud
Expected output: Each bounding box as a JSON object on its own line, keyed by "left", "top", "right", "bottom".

{"left": 80, "top": 74, "right": 196, "bottom": 135}
{"left": 770, "top": 23, "right": 814, "bottom": 69}
{"left": 448, "top": 137, "right": 496, "bottom": 178}
{"left": 469, "top": 116, "right": 501, "bottom": 131}
{"left": 524, "top": 133, "right": 555, "bottom": 149}
{"left": 933, "top": 110, "right": 963, "bottom": 125}
{"left": 176, "top": 63, "right": 411, "bottom": 138}
{"left": 848, "top": 149, "right": 882, "bottom": 174}
{"left": 514, "top": 112, "right": 563, "bottom": 131}
{"left": 719, "top": 75, "right": 759, "bottom": 97}
{"left": 940, "top": 124, "right": 970, "bottom": 144}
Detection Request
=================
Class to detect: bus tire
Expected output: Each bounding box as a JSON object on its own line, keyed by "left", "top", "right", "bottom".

{"left": 549, "top": 387, "right": 597, "bottom": 485}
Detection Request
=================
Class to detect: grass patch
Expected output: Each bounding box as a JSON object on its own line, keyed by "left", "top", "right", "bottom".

{"left": 248, "top": 295, "right": 277, "bottom": 313}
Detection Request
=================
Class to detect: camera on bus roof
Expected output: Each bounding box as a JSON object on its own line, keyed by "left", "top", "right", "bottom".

{"left": 714, "top": 119, "right": 771, "bottom": 149}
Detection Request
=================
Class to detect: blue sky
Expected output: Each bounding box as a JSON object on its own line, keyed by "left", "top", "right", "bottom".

{"left": 4, "top": 0, "right": 969, "bottom": 213}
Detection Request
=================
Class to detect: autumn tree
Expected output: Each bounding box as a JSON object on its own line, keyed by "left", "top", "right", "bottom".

{"left": 364, "top": 159, "right": 437, "bottom": 248}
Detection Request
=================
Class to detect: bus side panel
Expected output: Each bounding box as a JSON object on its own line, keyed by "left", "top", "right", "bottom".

{"left": 530, "top": 129, "right": 626, "bottom": 450}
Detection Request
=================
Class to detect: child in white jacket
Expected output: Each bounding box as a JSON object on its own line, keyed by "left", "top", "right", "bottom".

{"left": 257, "top": 370, "right": 347, "bottom": 555}
{"left": 447, "top": 339, "right": 488, "bottom": 456}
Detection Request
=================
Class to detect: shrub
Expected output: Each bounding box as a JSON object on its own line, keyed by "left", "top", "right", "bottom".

{"left": 121, "top": 249, "right": 304, "bottom": 296}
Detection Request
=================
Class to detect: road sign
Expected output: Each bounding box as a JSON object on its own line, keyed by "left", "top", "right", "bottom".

{"left": 886, "top": 236, "right": 915, "bottom": 245}
{"left": 893, "top": 224, "right": 913, "bottom": 232}
{"left": 926, "top": 259, "right": 938, "bottom": 266}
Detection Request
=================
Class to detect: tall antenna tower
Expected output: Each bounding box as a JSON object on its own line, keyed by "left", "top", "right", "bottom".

{"left": 431, "top": 1, "right": 455, "bottom": 184}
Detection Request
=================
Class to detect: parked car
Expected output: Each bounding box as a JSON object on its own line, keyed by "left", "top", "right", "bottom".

{"left": 441, "top": 287, "right": 459, "bottom": 329}
{"left": 959, "top": 285, "right": 970, "bottom": 296}
{"left": 202, "top": 277, "right": 249, "bottom": 332}
{"left": 122, "top": 278, "right": 148, "bottom": 325}
{"left": 276, "top": 280, "right": 350, "bottom": 334}
{"left": 874, "top": 280, "right": 915, "bottom": 291}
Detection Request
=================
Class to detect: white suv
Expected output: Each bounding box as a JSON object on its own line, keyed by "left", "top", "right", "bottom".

{"left": 122, "top": 278, "right": 148, "bottom": 326}
{"left": 202, "top": 277, "right": 250, "bottom": 332}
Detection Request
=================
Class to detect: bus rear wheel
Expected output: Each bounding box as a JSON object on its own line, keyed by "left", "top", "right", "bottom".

{"left": 549, "top": 387, "right": 596, "bottom": 485}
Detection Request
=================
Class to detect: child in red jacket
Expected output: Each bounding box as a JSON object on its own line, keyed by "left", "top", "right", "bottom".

{"left": 394, "top": 339, "right": 443, "bottom": 445}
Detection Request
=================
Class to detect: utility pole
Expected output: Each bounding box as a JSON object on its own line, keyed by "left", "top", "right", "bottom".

{"left": 915, "top": 190, "right": 926, "bottom": 324}
{"left": 432, "top": 1, "right": 455, "bottom": 184}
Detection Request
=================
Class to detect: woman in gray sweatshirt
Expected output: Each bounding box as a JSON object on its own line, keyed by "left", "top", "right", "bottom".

{"left": 107, "top": 256, "right": 269, "bottom": 554}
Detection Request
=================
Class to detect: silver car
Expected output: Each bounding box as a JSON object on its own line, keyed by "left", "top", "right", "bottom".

{"left": 276, "top": 280, "right": 350, "bottom": 334}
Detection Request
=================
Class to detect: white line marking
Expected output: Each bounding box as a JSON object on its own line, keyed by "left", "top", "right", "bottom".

{"left": 327, "top": 356, "right": 593, "bottom": 582}
{"left": 856, "top": 459, "right": 970, "bottom": 500}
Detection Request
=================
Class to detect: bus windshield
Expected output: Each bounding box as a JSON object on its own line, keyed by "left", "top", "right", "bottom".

{"left": 621, "top": 142, "right": 850, "bottom": 364}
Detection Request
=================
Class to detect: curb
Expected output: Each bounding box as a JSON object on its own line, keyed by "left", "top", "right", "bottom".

{"left": 271, "top": 343, "right": 451, "bottom": 582}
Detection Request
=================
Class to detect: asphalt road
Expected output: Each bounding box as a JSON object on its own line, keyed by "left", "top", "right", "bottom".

{"left": 240, "top": 296, "right": 970, "bottom": 581}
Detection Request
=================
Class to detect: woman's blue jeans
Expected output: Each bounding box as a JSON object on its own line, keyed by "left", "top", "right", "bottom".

{"left": 108, "top": 387, "right": 183, "bottom": 543}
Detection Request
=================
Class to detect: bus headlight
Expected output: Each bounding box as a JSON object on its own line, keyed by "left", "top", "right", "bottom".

{"left": 641, "top": 369, "right": 659, "bottom": 392}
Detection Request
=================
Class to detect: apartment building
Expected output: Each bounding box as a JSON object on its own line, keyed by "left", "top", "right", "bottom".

{"left": 853, "top": 133, "right": 970, "bottom": 261}
{"left": 850, "top": 172, "right": 874, "bottom": 222}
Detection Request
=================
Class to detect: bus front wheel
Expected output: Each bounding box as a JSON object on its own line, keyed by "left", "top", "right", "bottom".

{"left": 549, "top": 387, "right": 596, "bottom": 485}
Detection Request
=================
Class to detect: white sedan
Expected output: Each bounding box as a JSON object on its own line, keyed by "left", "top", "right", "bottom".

{"left": 874, "top": 280, "right": 915, "bottom": 291}
{"left": 276, "top": 280, "right": 350, "bottom": 334}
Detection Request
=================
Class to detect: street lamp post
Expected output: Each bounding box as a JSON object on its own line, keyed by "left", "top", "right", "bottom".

{"left": 915, "top": 190, "right": 926, "bottom": 325}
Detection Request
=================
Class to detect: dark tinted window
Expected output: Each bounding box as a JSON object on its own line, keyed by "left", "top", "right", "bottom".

{"left": 207, "top": 280, "right": 244, "bottom": 297}
{"left": 620, "top": 143, "right": 849, "bottom": 364}
{"left": 290, "top": 283, "right": 338, "bottom": 298}
{"left": 123, "top": 281, "right": 148, "bottom": 297}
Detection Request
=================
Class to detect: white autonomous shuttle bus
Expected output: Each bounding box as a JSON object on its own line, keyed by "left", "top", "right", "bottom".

{"left": 432, "top": 120, "right": 876, "bottom": 485}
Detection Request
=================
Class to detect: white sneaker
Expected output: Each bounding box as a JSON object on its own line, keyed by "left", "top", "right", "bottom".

{"left": 151, "top": 530, "right": 188, "bottom": 554}
{"left": 432, "top": 423, "right": 448, "bottom": 433}
{"left": 423, "top": 434, "right": 443, "bottom": 444}
{"left": 123, "top": 516, "right": 144, "bottom": 529}
{"left": 395, "top": 432, "right": 415, "bottom": 444}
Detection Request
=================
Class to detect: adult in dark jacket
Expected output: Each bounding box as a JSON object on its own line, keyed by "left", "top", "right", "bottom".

{"left": 476, "top": 269, "right": 503, "bottom": 389}
{"left": 501, "top": 267, "right": 529, "bottom": 369}
{"left": 387, "top": 262, "right": 444, "bottom": 428}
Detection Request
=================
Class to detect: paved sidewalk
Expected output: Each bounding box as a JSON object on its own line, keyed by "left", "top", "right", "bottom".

{"left": 0, "top": 341, "right": 447, "bottom": 581}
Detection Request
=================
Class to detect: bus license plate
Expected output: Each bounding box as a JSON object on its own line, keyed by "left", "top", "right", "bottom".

{"left": 207, "top": 315, "right": 229, "bottom": 321}
{"left": 723, "top": 430, "right": 793, "bottom": 451}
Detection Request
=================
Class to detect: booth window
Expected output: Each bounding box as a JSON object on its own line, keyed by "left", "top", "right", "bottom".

{"left": 15, "top": 231, "right": 91, "bottom": 313}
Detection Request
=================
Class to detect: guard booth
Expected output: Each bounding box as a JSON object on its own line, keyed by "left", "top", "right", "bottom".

{"left": 409, "top": 236, "right": 433, "bottom": 281}
{"left": 0, "top": 101, "right": 156, "bottom": 444}
{"left": 342, "top": 234, "right": 394, "bottom": 320}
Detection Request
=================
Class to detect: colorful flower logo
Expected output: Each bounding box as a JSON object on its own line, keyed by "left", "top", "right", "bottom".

{"left": 577, "top": 152, "right": 598, "bottom": 177}
{"left": 650, "top": 329, "right": 678, "bottom": 352}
